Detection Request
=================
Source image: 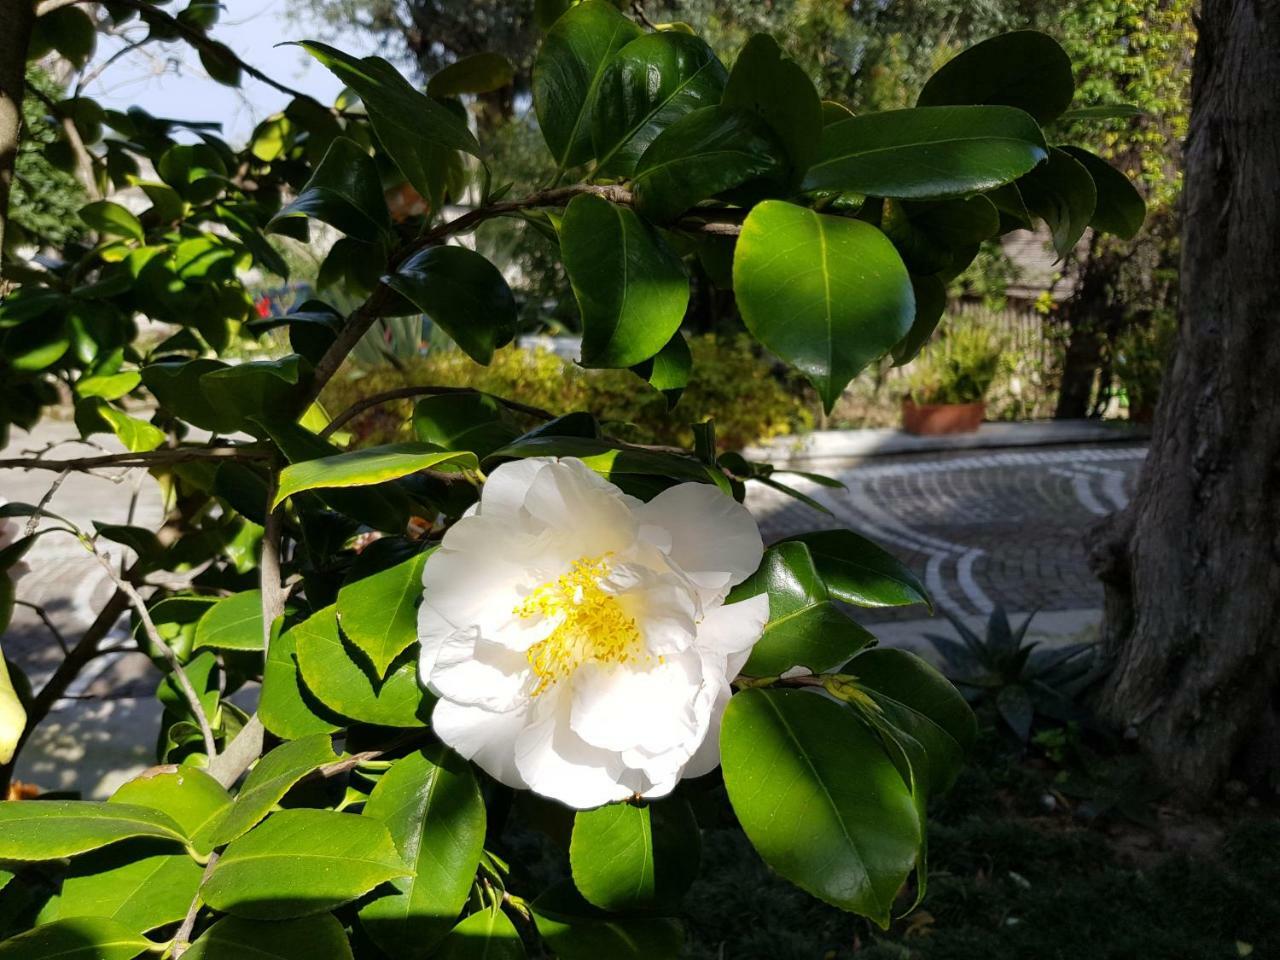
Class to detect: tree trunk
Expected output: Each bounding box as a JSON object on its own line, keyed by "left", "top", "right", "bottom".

{"left": 0, "top": 0, "right": 37, "bottom": 267}
{"left": 1092, "top": 0, "right": 1280, "bottom": 799}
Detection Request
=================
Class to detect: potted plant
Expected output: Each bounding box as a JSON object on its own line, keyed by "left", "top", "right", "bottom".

{"left": 902, "top": 318, "right": 1005, "bottom": 434}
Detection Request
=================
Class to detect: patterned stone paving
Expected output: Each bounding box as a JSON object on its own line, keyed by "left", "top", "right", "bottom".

{"left": 745, "top": 444, "right": 1148, "bottom": 621}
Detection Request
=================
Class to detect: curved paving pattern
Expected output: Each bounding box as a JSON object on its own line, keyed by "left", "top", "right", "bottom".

{"left": 747, "top": 445, "right": 1148, "bottom": 621}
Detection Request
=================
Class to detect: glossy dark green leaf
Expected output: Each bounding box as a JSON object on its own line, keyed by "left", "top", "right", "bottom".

{"left": 4, "top": 317, "right": 70, "bottom": 371}
{"left": 33, "top": 7, "right": 97, "bottom": 67}
{"left": 731, "top": 542, "right": 874, "bottom": 676}
{"left": 560, "top": 193, "right": 689, "bottom": 369}
{"left": 1059, "top": 145, "right": 1146, "bottom": 239}
{"left": 434, "top": 907, "right": 525, "bottom": 959}
{"left": 110, "top": 767, "right": 231, "bottom": 854}
{"left": 358, "top": 747, "right": 486, "bottom": 957}
{"left": 804, "top": 106, "right": 1048, "bottom": 199}
{"left": 202, "top": 734, "right": 338, "bottom": 847}
{"left": 721, "top": 688, "right": 921, "bottom": 927}
{"left": 778, "top": 529, "right": 929, "bottom": 608}
{"left": 383, "top": 246, "right": 517, "bottom": 364}
{"left": 293, "top": 606, "right": 428, "bottom": 727}
{"left": 892, "top": 274, "right": 948, "bottom": 366}
{"left": 632, "top": 105, "right": 785, "bottom": 223}
{"left": 141, "top": 359, "right": 236, "bottom": 433}
{"left": 881, "top": 195, "right": 1001, "bottom": 275}
{"left": 299, "top": 42, "right": 480, "bottom": 209}
{"left": 184, "top": 914, "right": 354, "bottom": 960}
{"left": 533, "top": 1, "right": 643, "bottom": 169}
{"left": 413, "top": 393, "right": 518, "bottom": 458}
{"left": 631, "top": 330, "right": 691, "bottom": 408}
{"left": 917, "top": 31, "right": 1075, "bottom": 124}
{"left": 267, "top": 137, "right": 391, "bottom": 244}
{"left": 1018, "top": 146, "right": 1097, "bottom": 257}
{"left": 202, "top": 809, "right": 408, "bottom": 920}
{"left": 0, "top": 802, "right": 186, "bottom": 860}
{"left": 274, "top": 442, "right": 477, "bottom": 508}
{"left": 733, "top": 201, "right": 914, "bottom": 412}
{"left": 491, "top": 436, "right": 727, "bottom": 493}
{"left": 194, "top": 590, "right": 264, "bottom": 652}
{"left": 79, "top": 201, "right": 144, "bottom": 243}
{"left": 569, "top": 799, "right": 700, "bottom": 912}
{"left": 531, "top": 883, "right": 683, "bottom": 960}
{"left": 721, "top": 33, "right": 823, "bottom": 180}
{"left": 0, "top": 918, "right": 150, "bottom": 960}
{"left": 850, "top": 647, "right": 977, "bottom": 793}
{"left": 199, "top": 355, "right": 307, "bottom": 435}
{"left": 428, "top": 53, "right": 515, "bottom": 97}
{"left": 42, "top": 845, "right": 203, "bottom": 936}
{"left": 337, "top": 550, "right": 428, "bottom": 678}
{"left": 260, "top": 618, "right": 343, "bottom": 741}
{"left": 592, "top": 31, "right": 726, "bottom": 176}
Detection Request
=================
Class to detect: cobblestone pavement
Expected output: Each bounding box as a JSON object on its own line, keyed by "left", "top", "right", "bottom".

{"left": 745, "top": 443, "right": 1148, "bottom": 623}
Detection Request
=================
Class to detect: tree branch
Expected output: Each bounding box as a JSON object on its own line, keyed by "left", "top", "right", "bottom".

{"left": 87, "top": 546, "right": 218, "bottom": 760}
{"left": 0, "top": 446, "right": 268, "bottom": 473}
{"left": 171, "top": 852, "right": 218, "bottom": 958}
{"left": 27, "top": 84, "right": 100, "bottom": 201}
{"left": 321, "top": 385, "right": 555, "bottom": 439}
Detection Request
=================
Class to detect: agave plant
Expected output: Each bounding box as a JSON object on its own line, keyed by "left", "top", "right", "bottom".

{"left": 926, "top": 606, "right": 1102, "bottom": 741}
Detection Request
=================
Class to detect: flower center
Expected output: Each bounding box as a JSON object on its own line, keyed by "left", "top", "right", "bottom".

{"left": 514, "top": 554, "right": 643, "bottom": 695}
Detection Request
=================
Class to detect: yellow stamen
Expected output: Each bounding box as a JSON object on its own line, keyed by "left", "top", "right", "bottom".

{"left": 515, "top": 554, "right": 643, "bottom": 695}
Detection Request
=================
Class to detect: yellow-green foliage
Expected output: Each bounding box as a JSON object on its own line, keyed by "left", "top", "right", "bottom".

{"left": 322, "top": 335, "right": 813, "bottom": 451}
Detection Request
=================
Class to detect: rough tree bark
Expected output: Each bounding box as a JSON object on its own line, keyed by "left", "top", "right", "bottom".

{"left": 1091, "top": 0, "right": 1280, "bottom": 799}
{"left": 0, "top": 0, "right": 37, "bottom": 265}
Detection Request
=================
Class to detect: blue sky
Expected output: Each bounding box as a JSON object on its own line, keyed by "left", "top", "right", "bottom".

{"left": 82, "top": 0, "right": 386, "bottom": 145}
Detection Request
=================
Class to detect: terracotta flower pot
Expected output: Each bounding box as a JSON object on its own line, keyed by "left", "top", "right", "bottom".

{"left": 902, "top": 400, "right": 985, "bottom": 435}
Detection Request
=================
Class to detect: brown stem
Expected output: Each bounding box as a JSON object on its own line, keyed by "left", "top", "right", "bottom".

{"left": 28, "top": 85, "right": 100, "bottom": 201}
{"left": 0, "top": 446, "right": 268, "bottom": 473}
{"left": 321, "top": 385, "right": 555, "bottom": 439}
{"left": 171, "top": 851, "right": 219, "bottom": 957}
{"left": 0, "top": 0, "right": 37, "bottom": 265}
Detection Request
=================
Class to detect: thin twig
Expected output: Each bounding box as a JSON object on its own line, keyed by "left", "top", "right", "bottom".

{"left": 631, "top": 1, "right": 658, "bottom": 30}
{"left": 171, "top": 852, "right": 219, "bottom": 958}
{"left": 86, "top": 546, "right": 218, "bottom": 759}
{"left": 321, "top": 385, "right": 555, "bottom": 439}
{"left": 28, "top": 85, "right": 100, "bottom": 200}
{"left": 13, "top": 601, "right": 70, "bottom": 655}
{"left": 0, "top": 446, "right": 268, "bottom": 473}
{"left": 24, "top": 469, "right": 70, "bottom": 538}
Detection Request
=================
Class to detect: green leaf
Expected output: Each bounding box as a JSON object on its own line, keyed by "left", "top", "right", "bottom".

{"left": 491, "top": 436, "right": 728, "bottom": 494}
{"left": 75, "top": 370, "right": 140, "bottom": 401}
{"left": 274, "top": 442, "right": 477, "bottom": 508}
{"left": 202, "top": 809, "right": 408, "bottom": 920}
{"left": 299, "top": 42, "right": 481, "bottom": 209}
{"left": 733, "top": 200, "right": 914, "bottom": 412}
{"left": 267, "top": 137, "right": 391, "bottom": 244}
{"left": 293, "top": 606, "right": 428, "bottom": 727}
{"left": 917, "top": 31, "right": 1075, "bottom": 124}
{"left": 720, "top": 688, "right": 922, "bottom": 927}
{"left": 413, "top": 393, "right": 517, "bottom": 458}
{"left": 184, "top": 914, "right": 354, "bottom": 960}
{"left": 201, "top": 734, "right": 338, "bottom": 847}
{"left": 850, "top": 647, "right": 977, "bottom": 794}
{"left": 434, "top": 907, "right": 525, "bottom": 959}
{"left": 141, "top": 359, "right": 237, "bottom": 433}
{"left": 533, "top": 1, "right": 643, "bottom": 170}
{"left": 3, "top": 317, "right": 71, "bottom": 371}
{"left": 0, "top": 918, "right": 150, "bottom": 960}
{"left": 429, "top": 52, "right": 515, "bottom": 97}
{"left": 721, "top": 33, "right": 823, "bottom": 181}
{"left": 632, "top": 105, "right": 785, "bottom": 223}
{"left": 1018, "top": 146, "right": 1097, "bottom": 257}
{"left": 1059, "top": 145, "right": 1146, "bottom": 239}
{"left": 560, "top": 193, "right": 689, "bottom": 369}
{"left": 996, "top": 684, "right": 1035, "bottom": 741}
{"left": 531, "top": 883, "right": 683, "bottom": 960}
{"left": 358, "top": 746, "right": 487, "bottom": 957}
{"left": 95, "top": 405, "right": 165, "bottom": 453}
{"left": 110, "top": 767, "right": 231, "bottom": 854}
{"left": 631, "top": 330, "right": 691, "bottom": 408}
{"left": 194, "top": 590, "right": 264, "bottom": 652}
{"left": 337, "top": 551, "right": 429, "bottom": 678}
{"left": 803, "top": 105, "right": 1048, "bottom": 199}
{"left": 591, "top": 31, "right": 727, "bottom": 176}
{"left": 881, "top": 195, "right": 1001, "bottom": 275}
{"left": 569, "top": 799, "right": 699, "bottom": 913}
{"left": 778, "top": 529, "right": 929, "bottom": 608}
{"left": 0, "top": 801, "right": 186, "bottom": 860}
{"left": 43, "top": 845, "right": 203, "bottom": 936}
{"left": 892, "top": 274, "right": 947, "bottom": 366}
{"left": 731, "top": 542, "right": 875, "bottom": 677}
{"left": 1058, "top": 103, "right": 1143, "bottom": 121}
{"left": 383, "top": 246, "right": 517, "bottom": 365}
{"left": 34, "top": 7, "right": 97, "bottom": 68}
{"left": 79, "top": 201, "right": 145, "bottom": 243}
{"left": 260, "top": 618, "right": 342, "bottom": 741}
{"left": 199, "top": 355, "right": 307, "bottom": 435}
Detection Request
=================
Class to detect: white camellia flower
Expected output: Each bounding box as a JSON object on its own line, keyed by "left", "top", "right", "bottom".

{"left": 418, "top": 456, "right": 767, "bottom": 809}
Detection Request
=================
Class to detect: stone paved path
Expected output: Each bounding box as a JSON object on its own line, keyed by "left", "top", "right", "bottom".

{"left": 745, "top": 443, "right": 1148, "bottom": 621}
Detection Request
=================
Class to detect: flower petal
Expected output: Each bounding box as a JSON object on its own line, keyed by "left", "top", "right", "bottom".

{"left": 569, "top": 651, "right": 703, "bottom": 754}
{"left": 478, "top": 457, "right": 554, "bottom": 519}
{"left": 429, "top": 627, "right": 532, "bottom": 710}
{"left": 514, "top": 695, "right": 633, "bottom": 809}
{"left": 432, "top": 698, "right": 530, "bottom": 790}
{"left": 697, "top": 594, "right": 769, "bottom": 678}
{"left": 639, "top": 482, "right": 764, "bottom": 595}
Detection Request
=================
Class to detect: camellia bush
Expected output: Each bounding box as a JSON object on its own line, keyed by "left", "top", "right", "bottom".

{"left": 0, "top": 2, "right": 1144, "bottom": 957}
